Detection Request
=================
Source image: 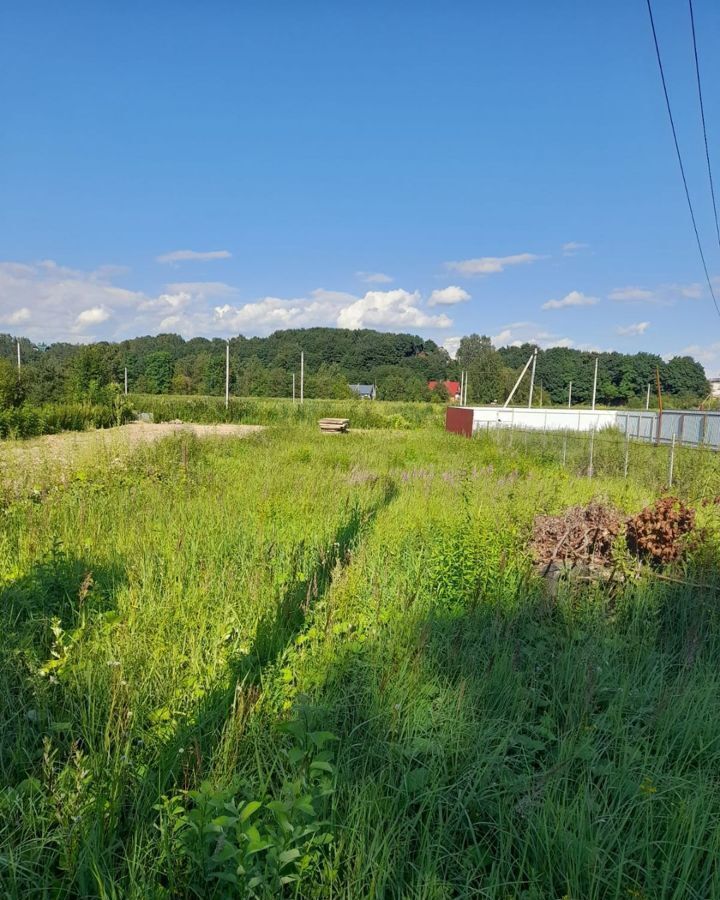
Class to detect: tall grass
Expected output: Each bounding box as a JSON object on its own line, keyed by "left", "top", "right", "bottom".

{"left": 0, "top": 401, "right": 132, "bottom": 439}
{"left": 129, "top": 394, "right": 445, "bottom": 430}
{"left": 1, "top": 426, "right": 719, "bottom": 896}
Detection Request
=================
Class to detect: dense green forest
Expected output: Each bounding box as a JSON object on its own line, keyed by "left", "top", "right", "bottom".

{"left": 0, "top": 328, "right": 711, "bottom": 408}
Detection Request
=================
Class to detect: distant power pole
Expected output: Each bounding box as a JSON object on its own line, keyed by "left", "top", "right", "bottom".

{"left": 124, "top": 367, "right": 128, "bottom": 396}
{"left": 225, "top": 341, "right": 230, "bottom": 409}
{"left": 645, "top": 383, "right": 651, "bottom": 410}
{"left": 16, "top": 340, "right": 21, "bottom": 372}
{"left": 591, "top": 357, "right": 599, "bottom": 411}
{"left": 528, "top": 349, "right": 538, "bottom": 408}
{"left": 300, "top": 351, "right": 304, "bottom": 404}
{"left": 568, "top": 380, "right": 572, "bottom": 407}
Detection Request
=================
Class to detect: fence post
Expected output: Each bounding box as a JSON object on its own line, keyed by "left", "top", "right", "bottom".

{"left": 668, "top": 434, "right": 676, "bottom": 488}
{"left": 623, "top": 431, "right": 630, "bottom": 479}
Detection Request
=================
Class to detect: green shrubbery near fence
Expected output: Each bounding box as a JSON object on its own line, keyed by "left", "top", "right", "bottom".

{"left": 130, "top": 394, "right": 445, "bottom": 430}
{"left": 0, "top": 402, "right": 132, "bottom": 439}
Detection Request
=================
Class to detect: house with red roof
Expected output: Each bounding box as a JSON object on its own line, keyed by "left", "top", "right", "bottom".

{"left": 428, "top": 380, "right": 461, "bottom": 401}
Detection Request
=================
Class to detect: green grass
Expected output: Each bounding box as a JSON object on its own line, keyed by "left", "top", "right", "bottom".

{"left": 129, "top": 393, "right": 445, "bottom": 430}
{"left": 1, "top": 425, "right": 720, "bottom": 897}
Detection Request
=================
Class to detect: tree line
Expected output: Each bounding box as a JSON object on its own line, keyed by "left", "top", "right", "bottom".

{"left": 0, "top": 329, "right": 711, "bottom": 409}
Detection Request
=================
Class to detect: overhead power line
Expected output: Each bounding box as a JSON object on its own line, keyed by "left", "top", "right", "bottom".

{"left": 645, "top": 0, "right": 720, "bottom": 318}
{"left": 688, "top": 0, "right": 720, "bottom": 252}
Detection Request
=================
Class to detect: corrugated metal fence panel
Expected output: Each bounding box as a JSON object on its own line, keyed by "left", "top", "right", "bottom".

{"left": 617, "top": 410, "right": 720, "bottom": 448}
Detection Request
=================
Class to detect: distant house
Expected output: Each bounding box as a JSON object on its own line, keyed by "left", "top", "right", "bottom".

{"left": 349, "top": 383, "right": 377, "bottom": 400}
{"left": 428, "top": 380, "right": 461, "bottom": 401}
{"left": 710, "top": 378, "right": 720, "bottom": 398}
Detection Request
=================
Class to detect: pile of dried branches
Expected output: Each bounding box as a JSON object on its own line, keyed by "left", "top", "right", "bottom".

{"left": 532, "top": 496, "right": 697, "bottom": 572}
{"left": 532, "top": 501, "right": 624, "bottom": 571}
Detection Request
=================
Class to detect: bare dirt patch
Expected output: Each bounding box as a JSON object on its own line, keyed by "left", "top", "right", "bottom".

{"left": 0, "top": 422, "right": 264, "bottom": 482}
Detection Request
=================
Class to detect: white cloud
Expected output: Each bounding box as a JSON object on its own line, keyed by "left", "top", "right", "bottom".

{"left": 542, "top": 290, "right": 598, "bottom": 310}
{"left": 428, "top": 286, "right": 471, "bottom": 306}
{"left": 609, "top": 286, "right": 655, "bottom": 302}
{"left": 0, "top": 307, "right": 32, "bottom": 325}
{"left": 492, "top": 329, "right": 514, "bottom": 345}
{"left": 680, "top": 341, "right": 720, "bottom": 373}
{"left": 0, "top": 260, "right": 146, "bottom": 341}
{"left": 491, "top": 320, "right": 574, "bottom": 349}
{"left": 75, "top": 306, "right": 111, "bottom": 327}
{"left": 356, "top": 271, "right": 394, "bottom": 284}
{"left": 0, "top": 258, "right": 453, "bottom": 341}
{"left": 156, "top": 249, "right": 232, "bottom": 264}
{"left": 616, "top": 321, "right": 650, "bottom": 336}
{"left": 562, "top": 241, "right": 589, "bottom": 256}
{"left": 165, "top": 281, "right": 238, "bottom": 297}
{"left": 442, "top": 336, "right": 461, "bottom": 359}
{"left": 445, "top": 253, "right": 541, "bottom": 276}
{"left": 609, "top": 282, "right": 703, "bottom": 304}
{"left": 337, "top": 289, "right": 451, "bottom": 330}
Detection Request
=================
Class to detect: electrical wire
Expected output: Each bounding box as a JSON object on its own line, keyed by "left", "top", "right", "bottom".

{"left": 645, "top": 0, "right": 720, "bottom": 318}
{"left": 688, "top": 0, "right": 720, "bottom": 251}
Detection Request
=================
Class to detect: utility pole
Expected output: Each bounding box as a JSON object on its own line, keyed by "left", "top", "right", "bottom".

{"left": 225, "top": 341, "right": 230, "bottom": 409}
{"left": 645, "top": 383, "right": 651, "bottom": 410}
{"left": 300, "top": 351, "right": 304, "bottom": 404}
{"left": 292, "top": 372, "right": 296, "bottom": 403}
{"left": 16, "top": 340, "right": 21, "bottom": 372}
{"left": 591, "top": 357, "right": 598, "bottom": 411}
{"left": 504, "top": 350, "right": 535, "bottom": 408}
{"left": 568, "top": 381, "right": 572, "bottom": 408}
{"left": 528, "top": 349, "right": 537, "bottom": 408}
{"left": 124, "top": 367, "right": 128, "bottom": 396}
{"left": 459, "top": 370, "right": 464, "bottom": 405}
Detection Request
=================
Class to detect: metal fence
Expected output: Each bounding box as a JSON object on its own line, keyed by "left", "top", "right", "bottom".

{"left": 473, "top": 422, "right": 720, "bottom": 496}
{"left": 616, "top": 410, "right": 720, "bottom": 449}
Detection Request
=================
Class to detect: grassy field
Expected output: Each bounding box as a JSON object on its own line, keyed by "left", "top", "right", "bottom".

{"left": 130, "top": 394, "right": 446, "bottom": 430}
{"left": 2, "top": 424, "right": 720, "bottom": 898}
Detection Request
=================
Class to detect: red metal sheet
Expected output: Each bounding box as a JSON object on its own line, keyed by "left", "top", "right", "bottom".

{"left": 445, "top": 406, "right": 473, "bottom": 437}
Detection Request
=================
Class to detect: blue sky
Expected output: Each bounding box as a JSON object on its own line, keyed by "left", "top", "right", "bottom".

{"left": 2, "top": 1, "right": 720, "bottom": 372}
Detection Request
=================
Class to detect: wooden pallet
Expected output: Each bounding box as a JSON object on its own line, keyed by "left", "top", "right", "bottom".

{"left": 319, "top": 418, "right": 349, "bottom": 433}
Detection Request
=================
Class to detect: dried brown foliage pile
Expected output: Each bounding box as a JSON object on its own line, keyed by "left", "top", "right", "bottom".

{"left": 532, "top": 502, "right": 624, "bottom": 569}
{"left": 532, "top": 496, "right": 696, "bottom": 571}
{"left": 626, "top": 497, "right": 695, "bottom": 566}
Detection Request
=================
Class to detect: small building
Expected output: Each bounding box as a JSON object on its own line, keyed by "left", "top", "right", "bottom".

{"left": 428, "top": 380, "right": 461, "bottom": 401}
{"left": 709, "top": 378, "right": 720, "bottom": 398}
{"left": 349, "top": 383, "right": 377, "bottom": 400}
